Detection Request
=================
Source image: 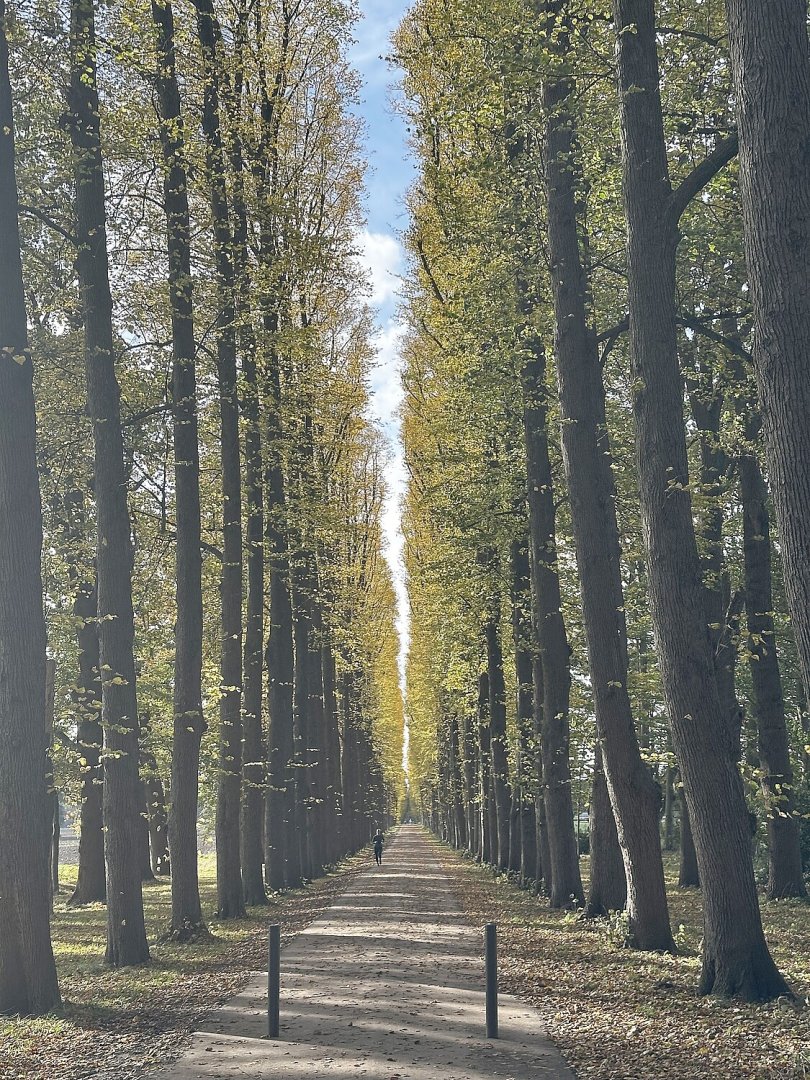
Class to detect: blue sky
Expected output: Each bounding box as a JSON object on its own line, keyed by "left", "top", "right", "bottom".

{"left": 350, "top": 0, "right": 413, "bottom": 700}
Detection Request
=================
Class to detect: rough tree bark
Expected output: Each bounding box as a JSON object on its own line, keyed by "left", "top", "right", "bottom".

{"left": 485, "top": 604, "right": 512, "bottom": 872}
{"left": 68, "top": 0, "right": 149, "bottom": 967}
{"left": 532, "top": 655, "right": 551, "bottom": 896}
{"left": 151, "top": 0, "right": 207, "bottom": 936}
{"left": 678, "top": 782, "right": 700, "bottom": 888}
{"left": 191, "top": 0, "right": 245, "bottom": 920}
{"left": 614, "top": 0, "right": 789, "bottom": 998}
{"left": 687, "top": 374, "right": 743, "bottom": 756}
{"left": 543, "top": 62, "right": 672, "bottom": 947}
{"left": 586, "top": 746, "right": 627, "bottom": 917}
{"left": 221, "top": 6, "right": 266, "bottom": 907}
{"left": 738, "top": 438, "right": 805, "bottom": 898}
{"left": 0, "top": 3, "right": 61, "bottom": 1007}
{"left": 510, "top": 537, "right": 536, "bottom": 886}
{"left": 477, "top": 671, "right": 492, "bottom": 866}
{"left": 724, "top": 0, "right": 810, "bottom": 715}
{"left": 521, "top": 356, "right": 584, "bottom": 908}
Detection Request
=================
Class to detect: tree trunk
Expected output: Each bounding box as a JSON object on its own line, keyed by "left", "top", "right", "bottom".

{"left": 678, "top": 786, "right": 700, "bottom": 888}
{"left": 724, "top": 0, "right": 810, "bottom": 717}
{"left": 614, "top": 0, "right": 788, "bottom": 998}
{"left": 478, "top": 671, "right": 492, "bottom": 866}
{"left": 662, "top": 762, "right": 676, "bottom": 853}
{"left": 509, "top": 535, "right": 535, "bottom": 881}
{"left": 340, "top": 669, "right": 358, "bottom": 854}
{"left": 190, "top": 0, "right": 245, "bottom": 921}
{"left": 68, "top": 0, "right": 149, "bottom": 968}
{"left": 264, "top": 416, "right": 297, "bottom": 889}
{"left": 151, "top": 0, "right": 207, "bottom": 935}
{"left": 290, "top": 557, "right": 313, "bottom": 880}
{"left": 66, "top": 550, "right": 105, "bottom": 906}
{"left": 322, "top": 638, "right": 343, "bottom": 863}
{"left": 486, "top": 611, "right": 511, "bottom": 872}
{"left": 586, "top": 745, "right": 627, "bottom": 918}
{"left": 449, "top": 715, "right": 468, "bottom": 850}
{"left": 738, "top": 448, "right": 805, "bottom": 898}
{"left": 306, "top": 577, "right": 328, "bottom": 875}
{"left": 532, "top": 655, "right": 551, "bottom": 897}
{"left": 458, "top": 705, "right": 477, "bottom": 857}
{"left": 543, "top": 66, "right": 672, "bottom": 946}
{"left": 521, "top": 357, "right": 583, "bottom": 909}
{"left": 0, "top": 61, "right": 61, "bottom": 996}
{"left": 222, "top": 13, "right": 266, "bottom": 907}
{"left": 688, "top": 383, "right": 743, "bottom": 758}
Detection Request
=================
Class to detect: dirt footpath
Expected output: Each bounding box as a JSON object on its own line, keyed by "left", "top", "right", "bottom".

{"left": 152, "top": 824, "right": 575, "bottom": 1079}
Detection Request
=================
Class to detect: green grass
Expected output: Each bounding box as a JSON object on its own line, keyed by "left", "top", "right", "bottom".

{"left": 1, "top": 851, "right": 365, "bottom": 1080}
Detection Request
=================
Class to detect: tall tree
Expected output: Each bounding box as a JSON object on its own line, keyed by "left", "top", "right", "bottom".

{"left": 735, "top": 402, "right": 806, "bottom": 899}
{"left": 485, "top": 596, "right": 512, "bottom": 872}
{"left": 151, "top": 0, "right": 207, "bottom": 938}
{"left": 67, "top": 0, "right": 149, "bottom": 967}
{"left": 723, "top": 0, "right": 810, "bottom": 713}
{"left": 522, "top": 356, "right": 584, "bottom": 909}
{"left": 0, "top": 0, "right": 61, "bottom": 1009}
{"left": 540, "top": 35, "right": 673, "bottom": 949}
{"left": 192, "top": 0, "right": 244, "bottom": 921}
{"left": 613, "top": 0, "right": 788, "bottom": 998}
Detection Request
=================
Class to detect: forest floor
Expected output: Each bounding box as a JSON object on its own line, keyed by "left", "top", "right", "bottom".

{"left": 440, "top": 838, "right": 810, "bottom": 1080}
{"left": 0, "top": 850, "right": 368, "bottom": 1080}
{"left": 2, "top": 834, "right": 807, "bottom": 1080}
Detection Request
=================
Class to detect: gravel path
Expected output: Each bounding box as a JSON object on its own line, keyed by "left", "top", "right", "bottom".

{"left": 153, "top": 824, "right": 575, "bottom": 1079}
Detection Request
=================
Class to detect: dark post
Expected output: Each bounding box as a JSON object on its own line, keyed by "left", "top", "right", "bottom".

{"left": 485, "top": 921, "right": 498, "bottom": 1038}
{"left": 268, "top": 923, "right": 280, "bottom": 1038}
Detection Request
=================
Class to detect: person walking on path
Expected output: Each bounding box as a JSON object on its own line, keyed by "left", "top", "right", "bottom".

{"left": 373, "top": 830, "right": 384, "bottom": 866}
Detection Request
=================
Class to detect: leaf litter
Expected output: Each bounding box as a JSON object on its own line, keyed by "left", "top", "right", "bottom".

{"left": 437, "top": 837, "right": 810, "bottom": 1080}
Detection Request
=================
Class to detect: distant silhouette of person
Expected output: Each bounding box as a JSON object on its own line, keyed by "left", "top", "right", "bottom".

{"left": 373, "top": 829, "right": 384, "bottom": 866}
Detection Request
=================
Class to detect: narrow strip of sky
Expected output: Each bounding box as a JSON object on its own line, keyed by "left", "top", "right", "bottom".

{"left": 350, "top": 2, "right": 413, "bottom": 714}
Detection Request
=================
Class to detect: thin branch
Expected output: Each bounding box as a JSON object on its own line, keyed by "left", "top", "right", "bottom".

{"left": 596, "top": 315, "right": 629, "bottom": 345}
{"left": 121, "top": 402, "right": 172, "bottom": 429}
{"left": 677, "top": 315, "right": 752, "bottom": 362}
{"left": 658, "top": 25, "right": 727, "bottom": 47}
{"left": 18, "top": 204, "right": 77, "bottom": 245}
{"left": 415, "top": 235, "right": 446, "bottom": 305}
{"left": 666, "top": 132, "right": 739, "bottom": 233}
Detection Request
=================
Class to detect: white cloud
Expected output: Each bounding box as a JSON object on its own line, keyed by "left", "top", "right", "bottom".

{"left": 356, "top": 229, "right": 403, "bottom": 306}
{"left": 368, "top": 320, "right": 406, "bottom": 429}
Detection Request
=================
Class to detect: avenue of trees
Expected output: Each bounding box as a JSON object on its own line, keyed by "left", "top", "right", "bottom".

{"left": 0, "top": 0, "right": 404, "bottom": 1015}
{"left": 398, "top": 0, "right": 810, "bottom": 1002}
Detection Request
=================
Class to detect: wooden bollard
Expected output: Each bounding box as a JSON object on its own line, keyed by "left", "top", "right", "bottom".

{"left": 268, "top": 924, "right": 280, "bottom": 1038}
{"left": 485, "top": 922, "right": 498, "bottom": 1039}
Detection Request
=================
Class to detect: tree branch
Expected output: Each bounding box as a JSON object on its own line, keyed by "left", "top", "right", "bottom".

{"left": 415, "top": 235, "right": 446, "bottom": 305}
{"left": 666, "top": 132, "right": 739, "bottom": 234}
{"left": 18, "top": 204, "right": 77, "bottom": 245}
{"left": 677, "top": 315, "right": 752, "bottom": 362}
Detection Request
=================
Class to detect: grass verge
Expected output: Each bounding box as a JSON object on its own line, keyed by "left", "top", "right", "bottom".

{"left": 0, "top": 852, "right": 365, "bottom": 1080}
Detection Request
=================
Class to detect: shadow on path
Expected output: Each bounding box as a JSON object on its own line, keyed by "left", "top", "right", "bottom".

{"left": 152, "top": 825, "right": 576, "bottom": 1079}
